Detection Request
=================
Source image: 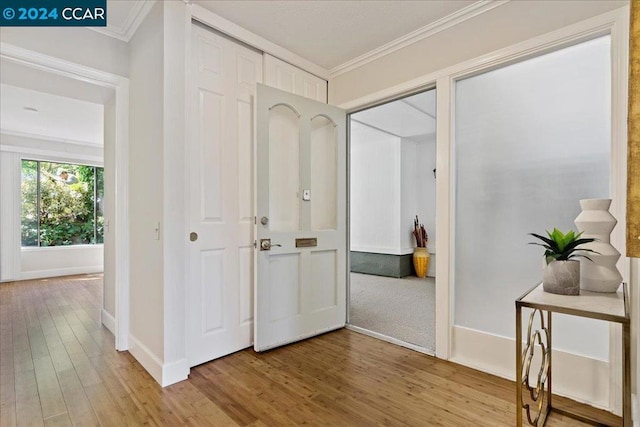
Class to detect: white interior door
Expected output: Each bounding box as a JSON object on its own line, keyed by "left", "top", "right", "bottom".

{"left": 186, "top": 24, "right": 262, "bottom": 367}
{"left": 255, "top": 84, "right": 346, "bottom": 351}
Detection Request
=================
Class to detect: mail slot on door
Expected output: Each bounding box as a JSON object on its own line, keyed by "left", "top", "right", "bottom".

{"left": 295, "top": 238, "right": 317, "bottom": 248}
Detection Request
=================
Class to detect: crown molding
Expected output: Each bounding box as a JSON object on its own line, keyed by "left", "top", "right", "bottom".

{"left": 89, "top": 0, "right": 156, "bottom": 42}
{"left": 1, "top": 129, "right": 103, "bottom": 148}
{"left": 329, "top": 0, "right": 510, "bottom": 78}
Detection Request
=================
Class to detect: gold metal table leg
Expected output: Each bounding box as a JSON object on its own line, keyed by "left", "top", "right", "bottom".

{"left": 623, "top": 322, "right": 631, "bottom": 426}
{"left": 517, "top": 305, "right": 522, "bottom": 426}
{"left": 547, "top": 311, "right": 552, "bottom": 419}
{"left": 520, "top": 308, "right": 551, "bottom": 426}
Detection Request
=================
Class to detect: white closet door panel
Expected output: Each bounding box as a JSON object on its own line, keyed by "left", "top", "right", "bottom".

{"left": 264, "top": 54, "right": 327, "bottom": 103}
{"left": 187, "top": 24, "right": 263, "bottom": 367}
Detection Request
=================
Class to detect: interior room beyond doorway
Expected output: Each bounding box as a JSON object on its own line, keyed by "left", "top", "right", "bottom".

{"left": 348, "top": 89, "right": 436, "bottom": 352}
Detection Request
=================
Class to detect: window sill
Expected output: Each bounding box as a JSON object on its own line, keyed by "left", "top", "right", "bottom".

{"left": 21, "top": 244, "right": 104, "bottom": 252}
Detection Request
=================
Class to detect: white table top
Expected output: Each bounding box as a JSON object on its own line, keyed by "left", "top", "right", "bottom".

{"left": 517, "top": 283, "right": 628, "bottom": 322}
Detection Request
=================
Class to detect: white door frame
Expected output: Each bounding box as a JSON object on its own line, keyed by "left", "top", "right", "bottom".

{"left": 344, "top": 86, "right": 437, "bottom": 357}
{"left": 338, "top": 6, "right": 629, "bottom": 411}
{"left": 0, "top": 42, "right": 131, "bottom": 351}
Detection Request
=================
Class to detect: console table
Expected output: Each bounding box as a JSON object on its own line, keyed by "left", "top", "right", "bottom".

{"left": 515, "top": 283, "right": 630, "bottom": 426}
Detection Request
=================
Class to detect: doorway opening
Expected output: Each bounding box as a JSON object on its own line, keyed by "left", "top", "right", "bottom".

{"left": 0, "top": 45, "right": 130, "bottom": 350}
{"left": 348, "top": 88, "right": 436, "bottom": 353}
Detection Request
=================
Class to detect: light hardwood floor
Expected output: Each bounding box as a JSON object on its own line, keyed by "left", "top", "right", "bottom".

{"left": 0, "top": 275, "right": 621, "bottom": 426}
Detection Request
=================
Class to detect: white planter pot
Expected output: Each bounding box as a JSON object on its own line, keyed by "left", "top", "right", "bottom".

{"left": 543, "top": 260, "right": 580, "bottom": 295}
{"left": 574, "top": 198, "right": 622, "bottom": 293}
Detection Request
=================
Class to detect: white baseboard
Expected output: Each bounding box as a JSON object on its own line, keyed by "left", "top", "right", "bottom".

{"left": 162, "top": 358, "right": 190, "bottom": 387}
{"left": 19, "top": 266, "right": 103, "bottom": 281}
{"left": 451, "top": 325, "right": 610, "bottom": 410}
{"left": 128, "top": 334, "right": 189, "bottom": 387}
{"left": 346, "top": 324, "right": 435, "bottom": 356}
{"left": 101, "top": 309, "right": 116, "bottom": 335}
{"left": 128, "top": 334, "right": 164, "bottom": 385}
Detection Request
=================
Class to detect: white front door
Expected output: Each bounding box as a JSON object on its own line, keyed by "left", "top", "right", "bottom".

{"left": 254, "top": 84, "right": 347, "bottom": 351}
{"left": 186, "top": 24, "right": 262, "bottom": 367}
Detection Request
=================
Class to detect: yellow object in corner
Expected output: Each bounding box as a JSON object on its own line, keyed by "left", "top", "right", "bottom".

{"left": 413, "top": 247, "right": 430, "bottom": 278}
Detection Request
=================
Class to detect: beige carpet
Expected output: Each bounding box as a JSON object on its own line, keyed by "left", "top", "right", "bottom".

{"left": 349, "top": 272, "right": 435, "bottom": 350}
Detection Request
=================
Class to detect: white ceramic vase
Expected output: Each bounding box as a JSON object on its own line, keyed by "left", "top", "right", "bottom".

{"left": 574, "top": 198, "right": 622, "bottom": 293}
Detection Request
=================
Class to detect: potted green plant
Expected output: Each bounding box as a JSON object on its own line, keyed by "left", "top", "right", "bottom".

{"left": 528, "top": 228, "right": 596, "bottom": 295}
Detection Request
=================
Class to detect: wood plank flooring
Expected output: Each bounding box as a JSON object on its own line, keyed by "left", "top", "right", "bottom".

{"left": 0, "top": 275, "right": 622, "bottom": 426}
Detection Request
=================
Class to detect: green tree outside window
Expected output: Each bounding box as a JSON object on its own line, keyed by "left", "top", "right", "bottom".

{"left": 21, "top": 160, "right": 104, "bottom": 247}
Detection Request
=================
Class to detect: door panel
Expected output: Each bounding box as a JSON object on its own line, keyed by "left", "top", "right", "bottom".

{"left": 201, "top": 250, "right": 224, "bottom": 332}
{"left": 268, "top": 253, "right": 301, "bottom": 321}
{"left": 309, "top": 250, "right": 338, "bottom": 311}
{"left": 268, "top": 105, "right": 301, "bottom": 232}
{"left": 264, "top": 54, "right": 328, "bottom": 103}
{"left": 237, "top": 100, "right": 254, "bottom": 221}
{"left": 255, "top": 84, "right": 346, "bottom": 352}
{"left": 187, "top": 24, "right": 262, "bottom": 367}
{"left": 310, "top": 115, "right": 338, "bottom": 230}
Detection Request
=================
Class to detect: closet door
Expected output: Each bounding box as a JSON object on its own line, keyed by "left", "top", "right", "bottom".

{"left": 186, "top": 23, "right": 262, "bottom": 367}
{"left": 264, "top": 54, "right": 327, "bottom": 103}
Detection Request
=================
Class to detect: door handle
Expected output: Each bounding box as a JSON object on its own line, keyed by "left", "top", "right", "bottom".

{"left": 260, "top": 239, "right": 282, "bottom": 251}
{"left": 189, "top": 232, "right": 198, "bottom": 242}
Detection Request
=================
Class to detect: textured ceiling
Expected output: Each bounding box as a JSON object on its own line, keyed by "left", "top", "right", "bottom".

{"left": 194, "top": 1, "right": 476, "bottom": 70}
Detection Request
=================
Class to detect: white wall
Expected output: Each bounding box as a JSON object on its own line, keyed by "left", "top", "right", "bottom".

{"left": 126, "top": 0, "right": 189, "bottom": 386}
{"left": 350, "top": 121, "right": 401, "bottom": 254}
{"left": 400, "top": 140, "right": 417, "bottom": 253}
{"left": 403, "top": 135, "right": 437, "bottom": 277}
{"left": 0, "top": 151, "right": 21, "bottom": 282}
{"left": 21, "top": 246, "right": 102, "bottom": 280}
{"left": 161, "top": 0, "right": 188, "bottom": 383}
{"left": 402, "top": 135, "right": 437, "bottom": 255}
{"left": 0, "top": 133, "right": 104, "bottom": 282}
{"left": 0, "top": 27, "right": 129, "bottom": 77}
{"left": 350, "top": 121, "right": 437, "bottom": 268}
{"left": 128, "top": 0, "right": 165, "bottom": 368}
{"left": 329, "top": 1, "right": 628, "bottom": 106}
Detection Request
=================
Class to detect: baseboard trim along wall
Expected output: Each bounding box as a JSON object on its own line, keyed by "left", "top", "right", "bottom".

{"left": 161, "top": 358, "right": 190, "bottom": 387}
{"left": 19, "top": 266, "right": 103, "bottom": 281}
{"left": 128, "top": 334, "right": 189, "bottom": 387}
{"left": 128, "top": 334, "right": 164, "bottom": 385}
{"left": 101, "top": 309, "right": 116, "bottom": 335}
{"left": 451, "top": 325, "right": 610, "bottom": 410}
